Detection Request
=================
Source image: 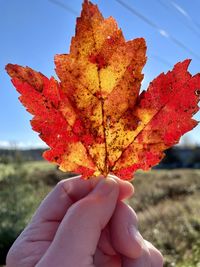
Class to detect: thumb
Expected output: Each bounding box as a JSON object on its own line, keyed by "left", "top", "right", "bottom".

{"left": 37, "top": 178, "right": 119, "bottom": 267}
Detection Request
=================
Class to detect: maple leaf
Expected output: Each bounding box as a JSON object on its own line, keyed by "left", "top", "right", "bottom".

{"left": 6, "top": 0, "right": 200, "bottom": 180}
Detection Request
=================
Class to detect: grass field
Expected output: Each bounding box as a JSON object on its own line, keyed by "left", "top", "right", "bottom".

{"left": 0, "top": 161, "right": 55, "bottom": 181}
{"left": 131, "top": 169, "right": 200, "bottom": 266}
{"left": 0, "top": 161, "right": 200, "bottom": 266}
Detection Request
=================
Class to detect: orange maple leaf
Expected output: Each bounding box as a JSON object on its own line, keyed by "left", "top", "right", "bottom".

{"left": 6, "top": 0, "right": 200, "bottom": 180}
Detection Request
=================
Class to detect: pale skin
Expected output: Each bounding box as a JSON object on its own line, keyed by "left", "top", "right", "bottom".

{"left": 6, "top": 176, "right": 163, "bottom": 267}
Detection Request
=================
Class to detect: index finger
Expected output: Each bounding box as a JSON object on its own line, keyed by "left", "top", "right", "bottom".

{"left": 31, "top": 175, "right": 134, "bottom": 223}
{"left": 31, "top": 175, "right": 100, "bottom": 223}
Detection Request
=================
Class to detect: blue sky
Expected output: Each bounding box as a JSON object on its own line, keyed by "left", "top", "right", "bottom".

{"left": 0, "top": 0, "right": 200, "bottom": 148}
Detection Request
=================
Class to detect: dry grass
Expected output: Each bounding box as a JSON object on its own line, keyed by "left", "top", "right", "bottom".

{"left": 0, "top": 163, "right": 200, "bottom": 266}
{"left": 129, "top": 169, "right": 200, "bottom": 266}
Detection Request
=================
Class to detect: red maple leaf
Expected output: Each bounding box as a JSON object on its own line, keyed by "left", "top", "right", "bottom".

{"left": 6, "top": 0, "right": 200, "bottom": 180}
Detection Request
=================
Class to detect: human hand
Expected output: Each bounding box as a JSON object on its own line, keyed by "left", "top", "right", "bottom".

{"left": 6, "top": 176, "right": 163, "bottom": 267}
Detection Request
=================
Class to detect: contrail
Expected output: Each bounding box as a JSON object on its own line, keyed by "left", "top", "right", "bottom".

{"left": 171, "top": 1, "right": 190, "bottom": 19}
{"left": 115, "top": 0, "right": 200, "bottom": 61}
{"left": 171, "top": 1, "right": 200, "bottom": 31}
{"left": 158, "top": 0, "right": 200, "bottom": 37}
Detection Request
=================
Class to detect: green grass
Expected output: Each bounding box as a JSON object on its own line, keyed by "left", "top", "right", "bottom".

{"left": 0, "top": 163, "right": 200, "bottom": 266}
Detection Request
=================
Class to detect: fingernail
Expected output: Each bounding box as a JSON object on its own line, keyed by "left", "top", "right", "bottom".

{"left": 129, "top": 225, "right": 146, "bottom": 250}
{"left": 93, "top": 178, "right": 117, "bottom": 196}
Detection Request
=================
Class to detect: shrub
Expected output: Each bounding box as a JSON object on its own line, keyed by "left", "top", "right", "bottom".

{"left": 0, "top": 164, "right": 50, "bottom": 264}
